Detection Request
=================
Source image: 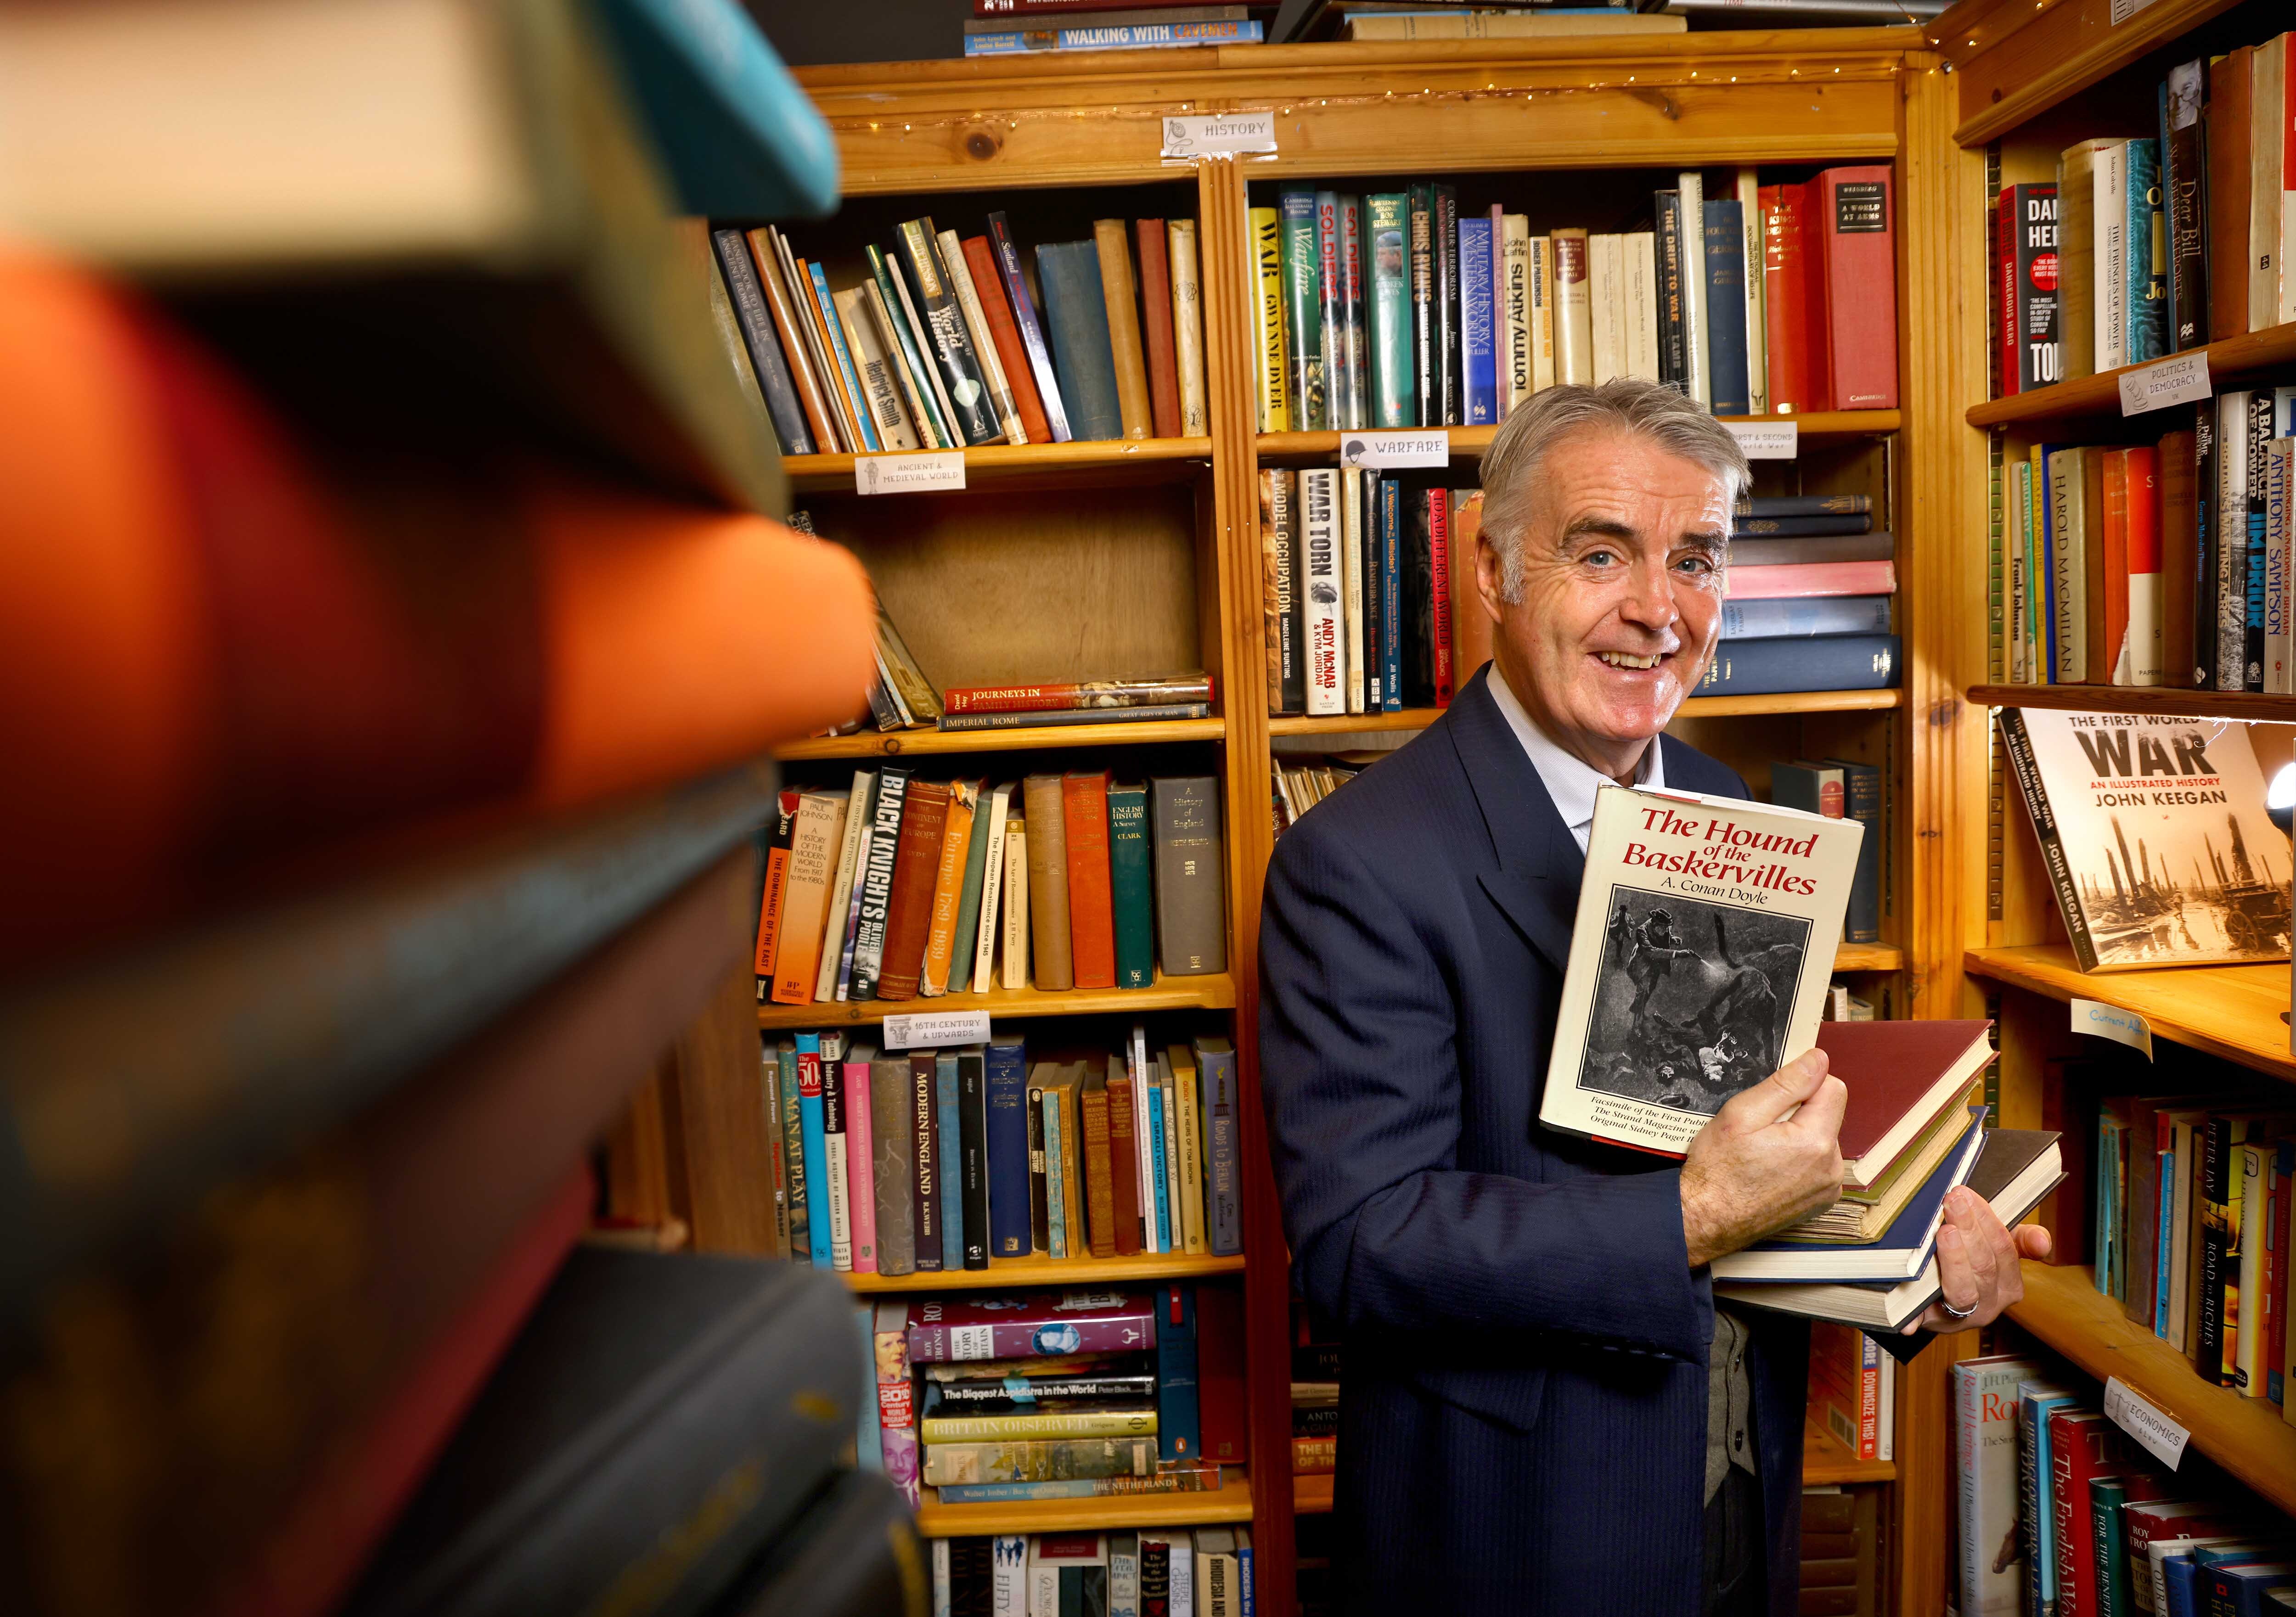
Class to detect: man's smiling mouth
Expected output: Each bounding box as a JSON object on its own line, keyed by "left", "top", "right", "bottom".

{"left": 1595, "top": 650, "right": 1667, "bottom": 670}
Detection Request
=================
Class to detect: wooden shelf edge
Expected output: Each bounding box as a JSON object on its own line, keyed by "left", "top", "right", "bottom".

{"left": 2007, "top": 1262, "right": 2296, "bottom": 1518}
{"left": 842, "top": 1253, "right": 1246, "bottom": 1294}
{"left": 1965, "top": 684, "right": 2296, "bottom": 724}
{"left": 777, "top": 717, "right": 1227, "bottom": 760}
{"left": 1963, "top": 946, "right": 2296, "bottom": 1082}
{"left": 1966, "top": 323, "right": 2296, "bottom": 429}
{"left": 1802, "top": 1420, "right": 1897, "bottom": 1487}
{"left": 1943, "top": 0, "right": 2251, "bottom": 149}
{"left": 1833, "top": 943, "right": 1905, "bottom": 972}
{"left": 914, "top": 1474, "right": 1255, "bottom": 1538}
{"left": 756, "top": 973, "right": 1237, "bottom": 1029}
{"left": 1292, "top": 1473, "right": 1334, "bottom": 1515}
{"left": 1254, "top": 412, "right": 1899, "bottom": 461}
{"left": 784, "top": 438, "right": 1212, "bottom": 490}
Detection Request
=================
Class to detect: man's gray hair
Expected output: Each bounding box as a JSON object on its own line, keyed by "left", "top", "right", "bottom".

{"left": 1476, "top": 378, "right": 1751, "bottom": 603}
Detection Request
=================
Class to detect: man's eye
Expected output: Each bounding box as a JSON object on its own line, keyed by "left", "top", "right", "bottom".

{"left": 1674, "top": 554, "right": 1716, "bottom": 575}
{"left": 1585, "top": 549, "right": 1616, "bottom": 566}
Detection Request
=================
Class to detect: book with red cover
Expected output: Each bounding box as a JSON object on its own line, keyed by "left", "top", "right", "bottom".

{"left": 961, "top": 235, "right": 1053, "bottom": 446}
{"left": 1429, "top": 486, "right": 1455, "bottom": 706}
{"left": 2095, "top": 449, "right": 2133, "bottom": 685}
{"left": 904, "top": 1289, "right": 1156, "bottom": 1362}
{"left": 1761, "top": 184, "right": 1813, "bottom": 415}
{"left": 2206, "top": 48, "right": 2254, "bottom": 343}
{"left": 1195, "top": 1285, "right": 1248, "bottom": 1464}
{"left": 874, "top": 780, "right": 953, "bottom": 1002}
{"left": 1062, "top": 770, "right": 1118, "bottom": 990}
{"left": 1818, "top": 1019, "right": 1996, "bottom": 1188}
{"left": 2047, "top": 1408, "right": 2168, "bottom": 1617}
{"left": 1815, "top": 165, "right": 1898, "bottom": 410}
{"left": 1136, "top": 219, "right": 1184, "bottom": 439}
{"left": 1107, "top": 1056, "right": 1145, "bottom": 1257}
{"left": 1722, "top": 560, "right": 1896, "bottom": 600}
{"left": 752, "top": 790, "right": 798, "bottom": 988}
{"left": 1794, "top": 181, "right": 1836, "bottom": 413}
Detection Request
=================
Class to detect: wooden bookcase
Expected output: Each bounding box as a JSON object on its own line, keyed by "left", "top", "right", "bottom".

{"left": 1933, "top": 0, "right": 2296, "bottom": 1544}
{"left": 754, "top": 28, "right": 1964, "bottom": 1616}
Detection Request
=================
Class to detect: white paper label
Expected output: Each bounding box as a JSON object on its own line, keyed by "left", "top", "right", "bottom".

{"left": 949, "top": 1324, "right": 996, "bottom": 1361}
{"left": 1161, "top": 110, "right": 1276, "bottom": 159}
{"left": 1723, "top": 420, "right": 1799, "bottom": 460}
{"left": 881, "top": 1010, "right": 992, "bottom": 1050}
{"left": 2071, "top": 998, "right": 2153, "bottom": 1060}
{"left": 2110, "top": 0, "right": 2162, "bottom": 22}
{"left": 2104, "top": 1376, "right": 2189, "bottom": 1468}
{"left": 1338, "top": 429, "right": 1450, "bottom": 469}
{"left": 854, "top": 451, "right": 965, "bottom": 495}
{"left": 2118, "top": 352, "right": 2212, "bottom": 415}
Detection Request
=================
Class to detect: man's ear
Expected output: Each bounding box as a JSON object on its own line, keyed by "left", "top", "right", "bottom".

{"left": 1474, "top": 531, "right": 1508, "bottom": 626}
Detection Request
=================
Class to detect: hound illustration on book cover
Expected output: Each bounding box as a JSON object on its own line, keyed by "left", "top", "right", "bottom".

{"left": 1998, "top": 707, "right": 2291, "bottom": 970}
{"left": 1540, "top": 785, "right": 1862, "bottom": 1156}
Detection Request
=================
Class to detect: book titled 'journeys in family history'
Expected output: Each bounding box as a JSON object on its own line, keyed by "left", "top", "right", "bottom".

{"left": 1998, "top": 707, "right": 2292, "bottom": 972}
{"left": 1540, "top": 786, "right": 1863, "bottom": 1156}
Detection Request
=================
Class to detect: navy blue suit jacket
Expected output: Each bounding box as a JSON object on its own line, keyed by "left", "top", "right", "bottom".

{"left": 1258, "top": 665, "right": 1808, "bottom": 1615}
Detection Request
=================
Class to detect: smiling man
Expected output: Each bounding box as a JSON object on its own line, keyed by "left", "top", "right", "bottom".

{"left": 1257, "top": 379, "right": 2046, "bottom": 1616}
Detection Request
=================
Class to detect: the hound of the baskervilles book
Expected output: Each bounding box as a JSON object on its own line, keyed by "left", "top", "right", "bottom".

{"left": 1540, "top": 785, "right": 1863, "bottom": 1157}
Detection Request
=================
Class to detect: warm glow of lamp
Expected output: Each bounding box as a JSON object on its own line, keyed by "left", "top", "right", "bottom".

{"left": 2268, "top": 762, "right": 2296, "bottom": 834}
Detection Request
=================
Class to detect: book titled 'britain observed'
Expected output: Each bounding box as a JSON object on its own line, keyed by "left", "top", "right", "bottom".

{"left": 1539, "top": 785, "right": 1863, "bottom": 1157}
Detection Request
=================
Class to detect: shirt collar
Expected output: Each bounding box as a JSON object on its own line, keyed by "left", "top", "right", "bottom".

{"left": 1486, "top": 661, "right": 1664, "bottom": 853}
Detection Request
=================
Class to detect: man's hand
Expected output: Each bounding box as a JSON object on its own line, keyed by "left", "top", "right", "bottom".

{"left": 1903, "top": 1186, "right": 2055, "bottom": 1334}
{"left": 1680, "top": 1049, "right": 1846, "bottom": 1269}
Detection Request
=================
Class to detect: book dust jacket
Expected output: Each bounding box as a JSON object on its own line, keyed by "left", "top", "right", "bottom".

{"left": 1540, "top": 785, "right": 1863, "bottom": 1156}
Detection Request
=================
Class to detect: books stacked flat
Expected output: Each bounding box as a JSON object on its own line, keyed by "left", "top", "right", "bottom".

{"left": 966, "top": 4, "right": 1265, "bottom": 53}
{"left": 1716, "top": 494, "right": 1900, "bottom": 697}
{"left": 1770, "top": 758, "right": 1884, "bottom": 946}
{"left": 1290, "top": 1335, "right": 1341, "bottom": 1477}
{"left": 709, "top": 211, "right": 1209, "bottom": 456}
{"left": 762, "top": 1030, "right": 1243, "bottom": 1275}
{"left": 755, "top": 773, "right": 1227, "bottom": 1009}
{"left": 927, "top": 1529, "right": 1254, "bottom": 1616}
{"left": 1251, "top": 167, "right": 1899, "bottom": 433}
{"left": 939, "top": 676, "right": 1216, "bottom": 732}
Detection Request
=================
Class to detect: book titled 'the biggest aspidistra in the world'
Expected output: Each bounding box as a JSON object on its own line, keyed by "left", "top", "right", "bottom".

{"left": 1539, "top": 785, "right": 1863, "bottom": 1157}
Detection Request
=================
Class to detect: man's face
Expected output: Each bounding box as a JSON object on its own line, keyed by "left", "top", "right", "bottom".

{"left": 1475, "top": 427, "right": 1732, "bottom": 780}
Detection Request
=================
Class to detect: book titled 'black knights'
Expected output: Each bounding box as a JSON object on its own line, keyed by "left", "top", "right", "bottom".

{"left": 1540, "top": 785, "right": 1863, "bottom": 1157}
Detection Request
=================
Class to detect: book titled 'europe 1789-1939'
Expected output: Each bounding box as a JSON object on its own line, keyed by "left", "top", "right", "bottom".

{"left": 1539, "top": 785, "right": 1863, "bottom": 1157}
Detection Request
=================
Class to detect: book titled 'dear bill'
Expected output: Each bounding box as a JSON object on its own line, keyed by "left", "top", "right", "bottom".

{"left": 1998, "top": 707, "right": 2293, "bottom": 971}
{"left": 1539, "top": 785, "right": 1863, "bottom": 1157}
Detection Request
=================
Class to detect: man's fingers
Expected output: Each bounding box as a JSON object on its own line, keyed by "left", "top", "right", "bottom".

{"left": 1729, "top": 1049, "right": 1830, "bottom": 1129}
{"left": 2013, "top": 1223, "right": 2054, "bottom": 1262}
{"left": 1934, "top": 1224, "right": 1979, "bottom": 1316}
{"left": 1954, "top": 1195, "right": 2002, "bottom": 1298}
{"left": 1790, "top": 1074, "right": 1850, "bottom": 1144}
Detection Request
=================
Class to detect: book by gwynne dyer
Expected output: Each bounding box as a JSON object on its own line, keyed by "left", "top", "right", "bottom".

{"left": 1539, "top": 785, "right": 1863, "bottom": 1157}
{"left": 1997, "top": 707, "right": 2292, "bottom": 971}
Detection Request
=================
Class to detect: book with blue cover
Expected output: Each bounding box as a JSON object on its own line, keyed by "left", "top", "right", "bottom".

{"left": 986, "top": 1036, "right": 1033, "bottom": 1258}
{"left": 795, "top": 1033, "right": 833, "bottom": 1269}
{"left": 935, "top": 1050, "right": 964, "bottom": 1271}
{"left": 1718, "top": 596, "right": 1892, "bottom": 640}
{"left": 1696, "top": 635, "right": 1899, "bottom": 696}
{"left": 1713, "top": 1107, "right": 1986, "bottom": 1282}
{"left": 1700, "top": 198, "right": 1750, "bottom": 415}
{"left": 1458, "top": 214, "right": 1496, "bottom": 424}
{"left": 965, "top": 19, "right": 1263, "bottom": 54}
{"left": 1036, "top": 240, "right": 1125, "bottom": 442}
{"left": 1155, "top": 1284, "right": 1201, "bottom": 1465}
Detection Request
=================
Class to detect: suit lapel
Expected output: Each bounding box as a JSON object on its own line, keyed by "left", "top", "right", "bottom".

{"left": 1445, "top": 667, "right": 1583, "bottom": 976}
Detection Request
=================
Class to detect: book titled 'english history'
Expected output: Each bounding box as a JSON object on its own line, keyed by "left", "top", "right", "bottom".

{"left": 1539, "top": 785, "right": 1863, "bottom": 1157}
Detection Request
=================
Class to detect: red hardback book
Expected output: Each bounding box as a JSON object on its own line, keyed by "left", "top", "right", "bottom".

{"left": 2124, "top": 445, "right": 2161, "bottom": 685}
{"left": 1794, "top": 181, "right": 1836, "bottom": 413}
{"left": 904, "top": 1289, "right": 1156, "bottom": 1362}
{"left": 2048, "top": 1409, "right": 2168, "bottom": 1617}
{"left": 1996, "top": 184, "right": 2020, "bottom": 398}
{"left": 2206, "top": 48, "right": 2254, "bottom": 343}
{"left": 1428, "top": 489, "right": 1455, "bottom": 706}
{"left": 1195, "top": 1285, "right": 1249, "bottom": 1463}
{"left": 1106, "top": 1061, "right": 1145, "bottom": 1256}
{"left": 2098, "top": 449, "right": 2133, "bottom": 685}
{"left": 1761, "top": 184, "right": 1813, "bottom": 415}
{"left": 874, "top": 780, "right": 954, "bottom": 1002}
{"left": 1136, "top": 218, "right": 1184, "bottom": 439}
{"left": 1722, "top": 560, "right": 1896, "bottom": 600}
{"left": 1814, "top": 1020, "right": 1996, "bottom": 1188}
{"left": 961, "top": 234, "right": 1052, "bottom": 445}
{"left": 1062, "top": 770, "right": 1118, "bottom": 990}
{"left": 1816, "top": 165, "right": 1900, "bottom": 410}
{"left": 753, "top": 789, "right": 798, "bottom": 982}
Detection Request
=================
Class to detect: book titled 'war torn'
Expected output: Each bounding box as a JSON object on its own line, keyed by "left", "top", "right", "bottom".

{"left": 1539, "top": 785, "right": 1863, "bottom": 1157}
{"left": 1998, "top": 707, "right": 2291, "bottom": 971}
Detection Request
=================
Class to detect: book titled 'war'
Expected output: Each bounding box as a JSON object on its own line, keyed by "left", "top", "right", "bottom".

{"left": 1538, "top": 785, "right": 1862, "bottom": 1157}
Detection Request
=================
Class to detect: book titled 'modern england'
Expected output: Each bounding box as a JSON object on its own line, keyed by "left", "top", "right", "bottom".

{"left": 1539, "top": 784, "right": 1862, "bottom": 1157}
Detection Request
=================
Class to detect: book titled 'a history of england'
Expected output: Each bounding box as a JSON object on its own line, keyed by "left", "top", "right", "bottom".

{"left": 1540, "top": 785, "right": 1863, "bottom": 1157}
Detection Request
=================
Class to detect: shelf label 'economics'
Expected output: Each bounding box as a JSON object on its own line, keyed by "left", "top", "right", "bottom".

{"left": 2117, "top": 352, "right": 2212, "bottom": 416}
{"left": 2103, "top": 1376, "right": 2189, "bottom": 1469}
{"left": 882, "top": 1010, "right": 991, "bottom": 1051}
{"left": 1722, "top": 420, "right": 1798, "bottom": 460}
{"left": 855, "top": 451, "right": 966, "bottom": 495}
{"left": 2070, "top": 997, "right": 2152, "bottom": 1060}
{"left": 1339, "top": 430, "right": 1449, "bottom": 469}
{"left": 1161, "top": 111, "right": 1277, "bottom": 159}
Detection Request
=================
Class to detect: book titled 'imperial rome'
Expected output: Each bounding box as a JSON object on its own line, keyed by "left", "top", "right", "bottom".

{"left": 1540, "top": 785, "right": 1863, "bottom": 1157}
{"left": 1998, "top": 707, "right": 2292, "bottom": 971}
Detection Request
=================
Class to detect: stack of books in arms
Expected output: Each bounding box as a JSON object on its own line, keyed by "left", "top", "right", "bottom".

{"left": 1250, "top": 167, "right": 1898, "bottom": 432}
{"left": 924, "top": 1529, "right": 1251, "bottom": 1616}
{"left": 760, "top": 1028, "right": 1244, "bottom": 1275}
{"left": 1715, "top": 1021, "right": 2065, "bottom": 1331}
{"left": 753, "top": 773, "right": 1227, "bottom": 1008}
{"left": 1993, "top": 37, "right": 2296, "bottom": 402}
{"left": 1954, "top": 1348, "right": 2293, "bottom": 1617}
{"left": 708, "top": 209, "right": 1209, "bottom": 456}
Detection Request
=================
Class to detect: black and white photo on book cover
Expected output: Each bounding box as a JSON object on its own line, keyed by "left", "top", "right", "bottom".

{"left": 1998, "top": 707, "right": 2292, "bottom": 972}
{"left": 1540, "top": 784, "right": 1863, "bottom": 1156}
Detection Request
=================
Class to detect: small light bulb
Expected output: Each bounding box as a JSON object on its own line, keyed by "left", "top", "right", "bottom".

{"left": 2269, "top": 763, "right": 2296, "bottom": 814}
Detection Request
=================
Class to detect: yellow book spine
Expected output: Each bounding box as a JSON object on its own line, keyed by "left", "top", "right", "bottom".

{"left": 1251, "top": 206, "right": 1291, "bottom": 432}
{"left": 919, "top": 780, "right": 979, "bottom": 997}
{"left": 920, "top": 1407, "right": 1158, "bottom": 1443}
{"left": 1170, "top": 1044, "right": 1206, "bottom": 1255}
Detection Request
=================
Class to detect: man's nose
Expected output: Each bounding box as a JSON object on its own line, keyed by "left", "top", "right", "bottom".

{"left": 1620, "top": 558, "right": 1680, "bottom": 629}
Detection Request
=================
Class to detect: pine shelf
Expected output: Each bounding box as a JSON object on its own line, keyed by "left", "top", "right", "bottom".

{"left": 1963, "top": 322, "right": 2296, "bottom": 430}
{"left": 1834, "top": 943, "right": 1905, "bottom": 972}
{"left": 782, "top": 437, "right": 1212, "bottom": 492}
{"left": 1966, "top": 684, "right": 2296, "bottom": 725}
{"left": 914, "top": 1471, "right": 1255, "bottom": 1539}
{"left": 1801, "top": 1419, "right": 1896, "bottom": 1488}
{"left": 1936, "top": 0, "right": 2251, "bottom": 148}
{"left": 2007, "top": 1261, "right": 2296, "bottom": 1518}
{"left": 777, "top": 717, "right": 1226, "bottom": 760}
{"left": 1252, "top": 411, "right": 1901, "bottom": 462}
{"left": 1964, "top": 945, "right": 2295, "bottom": 1083}
{"left": 755, "top": 972, "right": 1236, "bottom": 1030}
{"left": 842, "top": 1252, "right": 1245, "bottom": 1295}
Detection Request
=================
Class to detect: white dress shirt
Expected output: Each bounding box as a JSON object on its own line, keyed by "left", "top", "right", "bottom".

{"left": 1486, "top": 661, "right": 1665, "bottom": 852}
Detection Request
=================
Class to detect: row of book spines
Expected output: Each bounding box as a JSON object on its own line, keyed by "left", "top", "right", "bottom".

{"left": 1246, "top": 165, "right": 1898, "bottom": 432}
{"left": 1994, "top": 39, "right": 2296, "bottom": 394}
{"left": 764, "top": 1035, "right": 1246, "bottom": 1273}
{"left": 1999, "top": 393, "right": 2296, "bottom": 691}
{"left": 1806, "top": 1320, "right": 1888, "bottom": 1462}
{"left": 754, "top": 772, "right": 1227, "bottom": 1011}
{"left": 2087, "top": 1098, "right": 2293, "bottom": 1406}
{"left": 926, "top": 1529, "right": 1252, "bottom": 1617}
{"left": 711, "top": 213, "right": 1210, "bottom": 459}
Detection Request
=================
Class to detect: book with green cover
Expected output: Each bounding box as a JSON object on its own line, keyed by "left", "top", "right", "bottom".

{"left": 895, "top": 219, "right": 1001, "bottom": 446}
{"left": 1278, "top": 187, "right": 1325, "bottom": 432}
{"left": 945, "top": 780, "right": 996, "bottom": 993}
{"left": 1108, "top": 783, "right": 1154, "bottom": 990}
{"left": 865, "top": 242, "right": 953, "bottom": 450}
{"left": 1035, "top": 240, "right": 1125, "bottom": 443}
{"left": 1367, "top": 192, "right": 1413, "bottom": 429}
